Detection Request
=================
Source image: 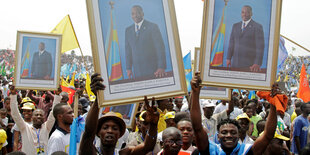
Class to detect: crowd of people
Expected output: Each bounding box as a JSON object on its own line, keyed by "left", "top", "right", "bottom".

{"left": 0, "top": 48, "right": 309, "bottom": 154}
{"left": 0, "top": 71, "right": 308, "bottom": 155}
{"left": 277, "top": 55, "right": 310, "bottom": 88}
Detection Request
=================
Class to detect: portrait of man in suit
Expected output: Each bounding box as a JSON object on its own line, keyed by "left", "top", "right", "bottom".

{"left": 31, "top": 42, "right": 52, "bottom": 80}
{"left": 226, "top": 5, "right": 264, "bottom": 72}
{"left": 125, "top": 5, "right": 167, "bottom": 79}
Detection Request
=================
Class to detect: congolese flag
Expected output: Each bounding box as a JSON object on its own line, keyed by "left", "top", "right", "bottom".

{"left": 21, "top": 39, "right": 31, "bottom": 77}
{"left": 183, "top": 52, "right": 192, "bottom": 92}
{"left": 210, "top": 2, "right": 227, "bottom": 66}
{"left": 105, "top": 3, "right": 123, "bottom": 82}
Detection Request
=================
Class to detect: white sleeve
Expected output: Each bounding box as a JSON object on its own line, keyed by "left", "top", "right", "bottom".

{"left": 10, "top": 95, "right": 26, "bottom": 131}
{"left": 44, "top": 95, "right": 61, "bottom": 132}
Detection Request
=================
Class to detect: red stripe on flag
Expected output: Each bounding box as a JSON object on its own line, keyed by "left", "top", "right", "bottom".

{"left": 109, "top": 62, "right": 123, "bottom": 81}
{"left": 21, "top": 69, "right": 29, "bottom": 77}
{"left": 211, "top": 52, "right": 224, "bottom": 66}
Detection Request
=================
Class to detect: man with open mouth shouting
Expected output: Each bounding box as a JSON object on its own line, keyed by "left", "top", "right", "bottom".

{"left": 79, "top": 73, "right": 159, "bottom": 155}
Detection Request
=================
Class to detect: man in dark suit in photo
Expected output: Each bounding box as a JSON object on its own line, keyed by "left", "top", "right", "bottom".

{"left": 226, "top": 5, "right": 264, "bottom": 72}
{"left": 125, "top": 5, "right": 167, "bottom": 79}
{"left": 31, "top": 42, "right": 52, "bottom": 80}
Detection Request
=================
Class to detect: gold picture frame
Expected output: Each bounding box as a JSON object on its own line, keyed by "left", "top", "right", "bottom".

{"left": 200, "top": 0, "right": 282, "bottom": 90}
{"left": 194, "top": 47, "right": 231, "bottom": 100}
{"left": 86, "top": 0, "right": 187, "bottom": 107}
{"left": 14, "top": 31, "right": 62, "bottom": 91}
{"left": 101, "top": 103, "right": 139, "bottom": 128}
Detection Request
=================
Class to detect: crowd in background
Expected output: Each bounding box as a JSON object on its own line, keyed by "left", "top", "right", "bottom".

{"left": 0, "top": 48, "right": 308, "bottom": 154}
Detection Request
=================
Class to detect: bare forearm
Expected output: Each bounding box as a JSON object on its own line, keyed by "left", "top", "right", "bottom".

{"left": 137, "top": 124, "right": 158, "bottom": 154}
{"left": 190, "top": 92, "right": 202, "bottom": 131}
{"left": 264, "top": 104, "right": 277, "bottom": 140}
{"left": 295, "top": 136, "right": 301, "bottom": 153}
{"left": 83, "top": 99, "right": 99, "bottom": 140}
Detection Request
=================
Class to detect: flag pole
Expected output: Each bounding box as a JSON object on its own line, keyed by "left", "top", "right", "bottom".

{"left": 280, "top": 35, "right": 310, "bottom": 53}
{"left": 67, "top": 15, "right": 89, "bottom": 72}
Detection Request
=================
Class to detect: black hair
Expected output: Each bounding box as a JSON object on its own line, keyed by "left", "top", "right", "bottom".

{"left": 217, "top": 119, "right": 241, "bottom": 131}
{"left": 300, "top": 102, "right": 308, "bottom": 112}
{"left": 177, "top": 118, "right": 192, "bottom": 126}
{"left": 246, "top": 99, "right": 258, "bottom": 107}
{"left": 53, "top": 103, "right": 69, "bottom": 121}
{"left": 174, "top": 112, "right": 190, "bottom": 124}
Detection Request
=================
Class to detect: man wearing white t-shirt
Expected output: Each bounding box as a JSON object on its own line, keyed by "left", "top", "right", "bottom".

{"left": 47, "top": 102, "right": 74, "bottom": 154}
{"left": 213, "top": 100, "right": 228, "bottom": 114}
{"left": 10, "top": 86, "right": 62, "bottom": 155}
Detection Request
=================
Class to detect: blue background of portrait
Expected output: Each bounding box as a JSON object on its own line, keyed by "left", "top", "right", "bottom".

{"left": 21, "top": 36, "right": 56, "bottom": 78}
{"left": 212, "top": 0, "right": 272, "bottom": 68}
{"left": 98, "top": 0, "right": 173, "bottom": 79}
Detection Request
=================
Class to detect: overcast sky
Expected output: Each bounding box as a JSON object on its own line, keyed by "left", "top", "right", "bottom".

{"left": 0, "top": 0, "right": 309, "bottom": 57}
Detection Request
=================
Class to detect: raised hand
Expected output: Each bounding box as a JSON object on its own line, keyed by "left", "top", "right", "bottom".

{"left": 270, "top": 83, "right": 283, "bottom": 97}
{"left": 143, "top": 96, "right": 159, "bottom": 125}
{"left": 90, "top": 73, "right": 105, "bottom": 94}
{"left": 191, "top": 72, "right": 202, "bottom": 93}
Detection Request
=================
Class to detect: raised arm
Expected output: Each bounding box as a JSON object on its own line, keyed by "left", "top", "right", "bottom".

{"left": 9, "top": 86, "right": 26, "bottom": 131}
{"left": 252, "top": 84, "right": 283, "bottom": 154}
{"left": 45, "top": 87, "right": 62, "bottom": 131}
{"left": 125, "top": 97, "right": 159, "bottom": 155}
{"left": 79, "top": 73, "right": 105, "bottom": 155}
{"left": 27, "top": 90, "right": 40, "bottom": 105}
{"left": 190, "top": 72, "right": 209, "bottom": 152}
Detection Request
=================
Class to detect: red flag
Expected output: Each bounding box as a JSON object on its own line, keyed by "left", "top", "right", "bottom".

{"left": 61, "top": 86, "right": 76, "bottom": 104}
{"left": 297, "top": 64, "right": 310, "bottom": 102}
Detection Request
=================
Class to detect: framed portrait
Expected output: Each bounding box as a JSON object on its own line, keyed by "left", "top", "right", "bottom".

{"left": 101, "top": 103, "right": 138, "bottom": 128}
{"left": 200, "top": 0, "right": 282, "bottom": 90}
{"left": 86, "top": 0, "right": 187, "bottom": 106}
{"left": 14, "top": 31, "right": 62, "bottom": 90}
{"left": 194, "top": 47, "right": 231, "bottom": 100}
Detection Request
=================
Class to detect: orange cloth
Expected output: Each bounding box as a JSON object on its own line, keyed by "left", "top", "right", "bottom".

{"left": 297, "top": 64, "right": 310, "bottom": 102}
{"left": 256, "top": 91, "right": 288, "bottom": 115}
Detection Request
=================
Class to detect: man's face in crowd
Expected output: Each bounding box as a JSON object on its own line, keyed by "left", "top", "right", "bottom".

{"left": 203, "top": 107, "right": 215, "bottom": 119}
{"left": 4, "top": 99, "right": 10, "bottom": 111}
{"left": 131, "top": 7, "right": 144, "bottom": 23}
{"left": 22, "top": 109, "right": 33, "bottom": 120}
{"left": 175, "top": 98, "right": 183, "bottom": 109}
{"left": 39, "top": 43, "right": 45, "bottom": 51}
{"left": 99, "top": 120, "right": 121, "bottom": 147}
{"left": 237, "top": 119, "right": 249, "bottom": 134}
{"left": 61, "top": 105, "right": 74, "bottom": 125}
{"left": 32, "top": 109, "right": 45, "bottom": 126}
{"left": 241, "top": 6, "right": 252, "bottom": 21}
{"left": 218, "top": 123, "right": 239, "bottom": 149}
{"left": 265, "top": 138, "right": 286, "bottom": 155}
{"left": 245, "top": 107, "right": 253, "bottom": 118}
{"left": 0, "top": 111, "right": 6, "bottom": 119}
{"left": 163, "top": 132, "right": 183, "bottom": 155}
{"left": 177, "top": 121, "right": 194, "bottom": 145}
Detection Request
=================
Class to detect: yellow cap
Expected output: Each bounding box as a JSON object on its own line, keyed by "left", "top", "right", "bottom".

{"left": 259, "top": 128, "right": 290, "bottom": 141}
{"left": 236, "top": 113, "right": 250, "bottom": 122}
{"left": 113, "top": 112, "right": 123, "bottom": 119}
{"left": 274, "top": 132, "right": 290, "bottom": 141}
{"left": 21, "top": 97, "right": 33, "bottom": 104}
{"left": 22, "top": 102, "right": 35, "bottom": 110}
{"left": 164, "top": 111, "right": 175, "bottom": 120}
{"left": 0, "top": 129, "right": 7, "bottom": 148}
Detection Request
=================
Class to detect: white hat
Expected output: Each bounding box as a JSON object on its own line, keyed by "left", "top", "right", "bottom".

{"left": 201, "top": 99, "right": 216, "bottom": 108}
